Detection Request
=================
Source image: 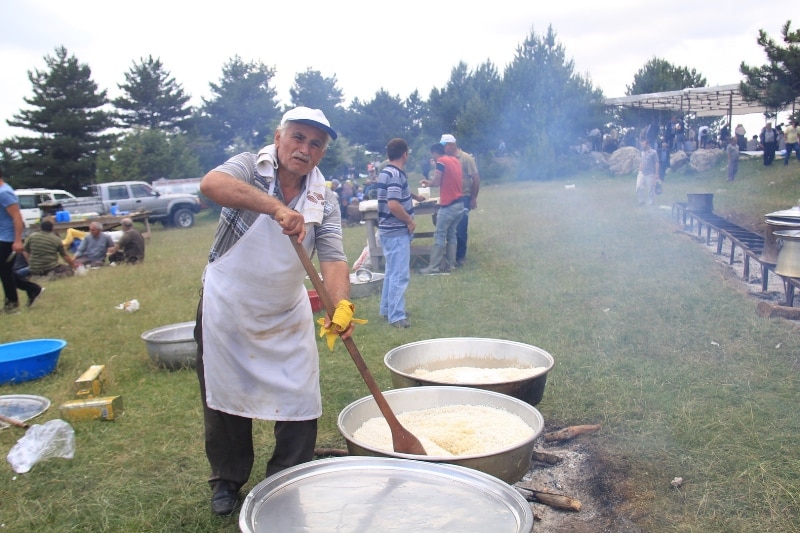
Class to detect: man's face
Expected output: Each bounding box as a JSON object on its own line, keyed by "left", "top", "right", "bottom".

{"left": 89, "top": 226, "right": 101, "bottom": 237}
{"left": 274, "top": 123, "right": 328, "bottom": 180}
{"left": 443, "top": 142, "right": 457, "bottom": 156}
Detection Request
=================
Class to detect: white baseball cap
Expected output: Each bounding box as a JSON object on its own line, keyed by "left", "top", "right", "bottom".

{"left": 439, "top": 134, "right": 457, "bottom": 144}
{"left": 281, "top": 107, "right": 337, "bottom": 140}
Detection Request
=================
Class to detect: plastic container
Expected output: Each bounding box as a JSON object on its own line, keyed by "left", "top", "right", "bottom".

{"left": 110, "top": 203, "right": 118, "bottom": 216}
{"left": 307, "top": 290, "right": 323, "bottom": 313}
{"left": 0, "top": 339, "right": 67, "bottom": 385}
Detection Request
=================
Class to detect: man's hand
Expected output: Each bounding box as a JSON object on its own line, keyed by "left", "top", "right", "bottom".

{"left": 274, "top": 206, "right": 306, "bottom": 241}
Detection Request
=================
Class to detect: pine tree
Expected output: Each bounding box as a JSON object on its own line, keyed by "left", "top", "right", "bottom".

{"left": 114, "top": 55, "right": 192, "bottom": 131}
{"left": 4, "top": 46, "right": 115, "bottom": 192}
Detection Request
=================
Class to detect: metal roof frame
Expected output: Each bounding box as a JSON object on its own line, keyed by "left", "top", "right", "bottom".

{"left": 604, "top": 84, "right": 778, "bottom": 118}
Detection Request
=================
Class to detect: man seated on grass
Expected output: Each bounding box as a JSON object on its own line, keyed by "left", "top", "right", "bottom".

{"left": 73, "top": 221, "right": 114, "bottom": 267}
{"left": 24, "top": 219, "right": 77, "bottom": 278}
{"left": 107, "top": 218, "right": 145, "bottom": 264}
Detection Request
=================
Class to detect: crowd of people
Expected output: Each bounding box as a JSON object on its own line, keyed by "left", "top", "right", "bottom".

{"left": 0, "top": 169, "right": 146, "bottom": 314}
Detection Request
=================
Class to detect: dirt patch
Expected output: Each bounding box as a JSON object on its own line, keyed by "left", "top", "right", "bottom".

{"left": 518, "top": 431, "right": 643, "bottom": 532}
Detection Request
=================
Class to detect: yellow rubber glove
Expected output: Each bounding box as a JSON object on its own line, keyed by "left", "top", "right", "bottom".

{"left": 317, "top": 299, "right": 368, "bottom": 351}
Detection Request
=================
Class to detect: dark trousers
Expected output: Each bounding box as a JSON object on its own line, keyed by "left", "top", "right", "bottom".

{"left": 456, "top": 196, "right": 472, "bottom": 262}
{"left": 0, "top": 242, "right": 39, "bottom": 305}
{"left": 763, "top": 141, "right": 777, "bottom": 165}
{"left": 194, "top": 299, "right": 318, "bottom": 493}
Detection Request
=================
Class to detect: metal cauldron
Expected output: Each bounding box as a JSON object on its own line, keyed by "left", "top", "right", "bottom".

{"left": 774, "top": 230, "right": 800, "bottom": 278}
{"left": 762, "top": 218, "right": 800, "bottom": 264}
{"left": 384, "top": 337, "right": 554, "bottom": 406}
{"left": 686, "top": 193, "right": 714, "bottom": 213}
{"left": 337, "top": 386, "right": 544, "bottom": 484}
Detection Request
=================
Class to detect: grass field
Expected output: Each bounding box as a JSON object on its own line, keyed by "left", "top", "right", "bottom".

{"left": 1, "top": 153, "right": 799, "bottom": 532}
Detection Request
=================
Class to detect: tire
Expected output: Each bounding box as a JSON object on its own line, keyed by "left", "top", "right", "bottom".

{"left": 172, "top": 208, "right": 195, "bottom": 228}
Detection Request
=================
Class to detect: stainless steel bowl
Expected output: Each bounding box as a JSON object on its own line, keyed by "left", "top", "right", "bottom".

{"left": 349, "top": 272, "right": 384, "bottom": 299}
{"left": 240, "top": 457, "right": 534, "bottom": 533}
{"left": 384, "top": 337, "right": 555, "bottom": 406}
{"left": 337, "top": 386, "right": 544, "bottom": 484}
{"left": 140, "top": 321, "right": 197, "bottom": 370}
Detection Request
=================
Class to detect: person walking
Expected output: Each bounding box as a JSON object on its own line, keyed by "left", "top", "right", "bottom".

{"left": 419, "top": 143, "right": 465, "bottom": 274}
{"left": 0, "top": 167, "right": 44, "bottom": 312}
{"left": 376, "top": 138, "right": 425, "bottom": 328}
{"left": 784, "top": 120, "right": 799, "bottom": 165}
{"left": 193, "top": 107, "right": 357, "bottom": 516}
{"left": 636, "top": 137, "right": 659, "bottom": 206}
{"left": 440, "top": 134, "right": 479, "bottom": 267}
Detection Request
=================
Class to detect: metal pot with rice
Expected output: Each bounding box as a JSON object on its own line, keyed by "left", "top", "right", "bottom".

{"left": 384, "top": 337, "right": 555, "bottom": 406}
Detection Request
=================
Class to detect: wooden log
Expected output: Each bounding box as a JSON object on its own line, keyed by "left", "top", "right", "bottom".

{"left": 531, "top": 449, "right": 563, "bottom": 465}
{"left": 313, "top": 447, "right": 349, "bottom": 457}
{"left": 543, "top": 424, "right": 601, "bottom": 443}
{"left": 756, "top": 301, "right": 800, "bottom": 320}
{"left": 514, "top": 486, "right": 582, "bottom": 512}
{"left": 0, "top": 413, "right": 29, "bottom": 429}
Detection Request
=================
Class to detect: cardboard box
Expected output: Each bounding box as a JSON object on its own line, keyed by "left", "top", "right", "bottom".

{"left": 59, "top": 396, "right": 123, "bottom": 422}
{"left": 74, "top": 365, "right": 107, "bottom": 398}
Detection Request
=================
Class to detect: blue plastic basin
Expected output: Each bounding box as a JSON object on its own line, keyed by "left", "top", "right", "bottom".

{"left": 0, "top": 339, "right": 67, "bottom": 385}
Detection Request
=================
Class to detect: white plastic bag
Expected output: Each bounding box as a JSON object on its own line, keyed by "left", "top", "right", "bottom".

{"left": 115, "top": 299, "right": 140, "bottom": 312}
{"left": 7, "top": 419, "right": 76, "bottom": 473}
{"left": 352, "top": 246, "right": 370, "bottom": 271}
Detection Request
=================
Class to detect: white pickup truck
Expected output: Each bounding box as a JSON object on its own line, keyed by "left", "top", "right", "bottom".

{"left": 16, "top": 188, "right": 78, "bottom": 227}
{"left": 57, "top": 181, "right": 202, "bottom": 228}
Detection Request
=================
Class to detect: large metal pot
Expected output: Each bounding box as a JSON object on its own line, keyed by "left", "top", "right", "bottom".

{"left": 762, "top": 218, "right": 800, "bottom": 264}
{"left": 686, "top": 193, "right": 714, "bottom": 213}
{"left": 140, "top": 321, "right": 196, "bottom": 370}
{"left": 337, "top": 386, "right": 544, "bottom": 484}
{"left": 239, "top": 457, "right": 534, "bottom": 533}
{"left": 384, "top": 337, "right": 554, "bottom": 406}
{"left": 775, "top": 230, "right": 800, "bottom": 278}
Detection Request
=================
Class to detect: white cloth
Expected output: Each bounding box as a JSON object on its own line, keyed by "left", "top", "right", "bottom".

{"left": 201, "top": 214, "right": 321, "bottom": 420}
{"left": 256, "top": 144, "right": 326, "bottom": 225}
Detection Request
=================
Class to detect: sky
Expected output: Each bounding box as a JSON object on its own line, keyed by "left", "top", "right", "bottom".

{"left": 0, "top": 0, "right": 795, "bottom": 143}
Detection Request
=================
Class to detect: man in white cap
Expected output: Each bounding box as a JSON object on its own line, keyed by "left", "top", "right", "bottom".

{"left": 195, "top": 107, "right": 357, "bottom": 515}
{"left": 440, "top": 134, "right": 480, "bottom": 267}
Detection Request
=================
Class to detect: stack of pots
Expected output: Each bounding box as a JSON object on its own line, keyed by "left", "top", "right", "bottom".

{"left": 762, "top": 207, "right": 800, "bottom": 265}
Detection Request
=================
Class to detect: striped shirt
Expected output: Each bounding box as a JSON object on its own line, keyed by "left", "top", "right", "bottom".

{"left": 207, "top": 152, "right": 346, "bottom": 264}
{"left": 376, "top": 164, "right": 414, "bottom": 239}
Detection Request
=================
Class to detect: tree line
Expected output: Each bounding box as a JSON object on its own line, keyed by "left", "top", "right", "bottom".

{"left": 1, "top": 22, "right": 797, "bottom": 194}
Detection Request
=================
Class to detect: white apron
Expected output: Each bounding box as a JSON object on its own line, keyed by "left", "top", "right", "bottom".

{"left": 201, "top": 214, "right": 320, "bottom": 421}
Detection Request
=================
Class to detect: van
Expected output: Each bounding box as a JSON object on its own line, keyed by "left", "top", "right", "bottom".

{"left": 15, "top": 188, "right": 77, "bottom": 227}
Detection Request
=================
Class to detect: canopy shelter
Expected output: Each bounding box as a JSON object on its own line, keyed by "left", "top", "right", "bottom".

{"left": 604, "top": 84, "right": 779, "bottom": 122}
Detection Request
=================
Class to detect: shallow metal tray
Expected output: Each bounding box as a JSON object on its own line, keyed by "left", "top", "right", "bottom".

{"left": 239, "top": 456, "right": 533, "bottom": 533}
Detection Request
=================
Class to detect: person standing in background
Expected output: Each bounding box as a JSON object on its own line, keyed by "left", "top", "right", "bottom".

{"left": 419, "top": 143, "right": 465, "bottom": 274}
{"left": 760, "top": 122, "right": 777, "bottom": 166}
{"left": 0, "top": 167, "right": 44, "bottom": 312}
{"left": 440, "top": 134, "right": 479, "bottom": 268}
{"left": 636, "top": 137, "right": 659, "bottom": 206}
{"left": 735, "top": 123, "right": 747, "bottom": 151}
{"left": 726, "top": 135, "right": 740, "bottom": 181}
{"left": 376, "top": 138, "right": 425, "bottom": 328}
{"left": 783, "top": 120, "right": 799, "bottom": 165}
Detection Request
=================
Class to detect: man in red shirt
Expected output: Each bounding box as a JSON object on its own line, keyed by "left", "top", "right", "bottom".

{"left": 418, "top": 143, "right": 466, "bottom": 274}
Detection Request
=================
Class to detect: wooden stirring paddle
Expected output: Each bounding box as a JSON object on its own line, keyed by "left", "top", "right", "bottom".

{"left": 290, "top": 237, "right": 427, "bottom": 456}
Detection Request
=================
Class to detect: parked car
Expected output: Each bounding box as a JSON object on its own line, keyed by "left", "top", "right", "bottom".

{"left": 15, "top": 188, "right": 77, "bottom": 227}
